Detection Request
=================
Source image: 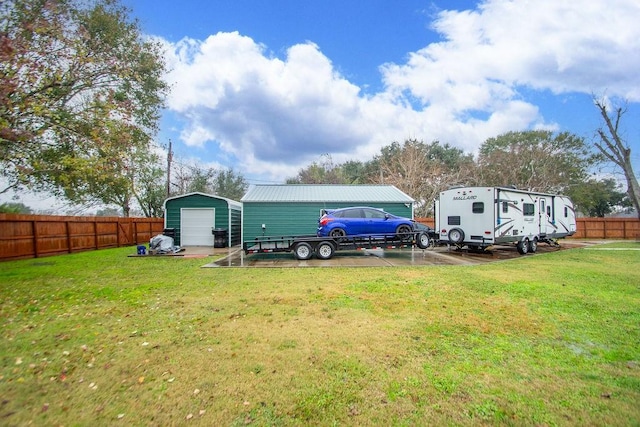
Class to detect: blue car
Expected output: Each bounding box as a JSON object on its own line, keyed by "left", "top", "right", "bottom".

{"left": 317, "top": 207, "right": 415, "bottom": 238}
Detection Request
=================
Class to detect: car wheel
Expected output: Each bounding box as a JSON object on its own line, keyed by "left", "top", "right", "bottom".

{"left": 293, "top": 242, "right": 313, "bottom": 260}
{"left": 329, "top": 228, "right": 347, "bottom": 242}
{"left": 396, "top": 224, "right": 413, "bottom": 240}
{"left": 528, "top": 238, "right": 538, "bottom": 253}
{"left": 416, "top": 231, "right": 432, "bottom": 249}
{"left": 516, "top": 238, "right": 529, "bottom": 255}
{"left": 315, "top": 241, "right": 335, "bottom": 260}
{"left": 448, "top": 228, "right": 465, "bottom": 245}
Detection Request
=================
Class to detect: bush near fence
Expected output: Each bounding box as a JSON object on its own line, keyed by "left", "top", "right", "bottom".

{"left": 0, "top": 214, "right": 164, "bottom": 261}
{"left": 415, "top": 217, "right": 639, "bottom": 240}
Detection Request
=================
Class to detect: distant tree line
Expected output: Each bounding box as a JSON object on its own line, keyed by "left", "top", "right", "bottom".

{"left": 287, "top": 130, "right": 633, "bottom": 218}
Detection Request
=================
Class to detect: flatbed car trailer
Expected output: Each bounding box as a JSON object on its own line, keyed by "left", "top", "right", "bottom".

{"left": 243, "top": 231, "right": 433, "bottom": 260}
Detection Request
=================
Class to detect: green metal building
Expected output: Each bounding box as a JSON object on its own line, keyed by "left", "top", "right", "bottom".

{"left": 163, "top": 192, "right": 242, "bottom": 247}
{"left": 241, "top": 184, "right": 414, "bottom": 241}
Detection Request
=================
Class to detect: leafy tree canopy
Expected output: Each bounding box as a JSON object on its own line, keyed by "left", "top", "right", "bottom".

{"left": 0, "top": 0, "right": 168, "bottom": 211}
{"left": 476, "top": 130, "right": 595, "bottom": 194}
{"left": 0, "top": 201, "right": 32, "bottom": 213}
{"left": 568, "top": 178, "right": 630, "bottom": 217}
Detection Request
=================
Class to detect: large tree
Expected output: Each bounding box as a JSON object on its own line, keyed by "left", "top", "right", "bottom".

{"left": 475, "top": 131, "right": 594, "bottom": 193}
{"left": 286, "top": 155, "right": 348, "bottom": 184}
{"left": 593, "top": 99, "right": 640, "bottom": 218}
{"left": 213, "top": 168, "right": 248, "bottom": 201}
{"left": 370, "top": 139, "right": 474, "bottom": 216}
{"left": 0, "top": 0, "right": 168, "bottom": 208}
{"left": 568, "top": 178, "right": 630, "bottom": 217}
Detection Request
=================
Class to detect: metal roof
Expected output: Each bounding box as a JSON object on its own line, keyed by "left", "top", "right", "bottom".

{"left": 163, "top": 192, "right": 242, "bottom": 210}
{"left": 241, "top": 185, "right": 414, "bottom": 203}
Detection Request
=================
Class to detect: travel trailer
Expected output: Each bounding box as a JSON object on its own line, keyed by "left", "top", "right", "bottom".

{"left": 435, "top": 186, "right": 576, "bottom": 254}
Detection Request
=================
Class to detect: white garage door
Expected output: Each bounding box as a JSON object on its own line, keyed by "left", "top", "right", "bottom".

{"left": 181, "top": 208, "right": 215, "bottom": 246}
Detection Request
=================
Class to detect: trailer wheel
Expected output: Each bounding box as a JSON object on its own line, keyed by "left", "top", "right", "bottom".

{"left": 528, "top": 238, "right": 538, "bottom": 253}
{"left": 448, "top": 228, "right": 465, "bottom": 245}
{"left": 315, "top": 241, "right": 335, "bottom": 260}
{"left": 416, "top": 232, "right": 432, "bottom": 249}
{"left": 516, "top": 238, "right": 530, "bottom": 255}
{"left": 293, "top": 242, "right": 313, "bottom": 260}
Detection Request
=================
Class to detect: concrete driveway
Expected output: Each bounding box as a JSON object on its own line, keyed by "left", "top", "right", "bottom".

{"left": 199, "top": 240, "right": 599, "bottom": 268}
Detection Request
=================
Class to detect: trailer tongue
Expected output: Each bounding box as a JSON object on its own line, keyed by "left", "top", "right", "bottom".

{"left": 243, "top": 231, "right": 432, "bottom": 260}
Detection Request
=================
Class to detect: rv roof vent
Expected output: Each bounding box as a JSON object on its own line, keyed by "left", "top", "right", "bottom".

{"left": 503, "top": 185, "right": 517, "bottom": 189}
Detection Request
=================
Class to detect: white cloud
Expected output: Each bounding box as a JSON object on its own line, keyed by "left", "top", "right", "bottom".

{"left": 159, "top": 0, "right": 640, "bottom": 181}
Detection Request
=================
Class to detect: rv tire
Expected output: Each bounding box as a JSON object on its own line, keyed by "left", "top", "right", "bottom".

{"left": 516, "top": 238, "right": 529, "bottom": 255}
{"left": 528, "top": 238, "right": 538, "bottom": 253}
{"left": 448, "top": 228, "right": 465, "bottom": 245}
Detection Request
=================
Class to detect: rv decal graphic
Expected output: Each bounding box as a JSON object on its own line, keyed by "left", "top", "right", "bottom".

{"left": 507, "top": 202, "right": 521, "bottom": 213}
{"left": 453, "top": 195, "right": 477, "bottom": 200}
{"left": 496, "top": 219, "right": 515, "bottom": 237}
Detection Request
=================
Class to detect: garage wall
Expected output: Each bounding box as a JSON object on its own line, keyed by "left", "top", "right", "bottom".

{"left": 165, "top": 194, "right": 233, "bottom": 245}
{"left": 229, "top": 208, "right": 242, "bottom": 246}
{"left": 242, "top": 202, "right": 412, "bottom": 241}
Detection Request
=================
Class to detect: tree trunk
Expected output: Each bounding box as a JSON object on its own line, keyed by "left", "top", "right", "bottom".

{"left": 594, "top": 100, "right": 640, "bottom": 219}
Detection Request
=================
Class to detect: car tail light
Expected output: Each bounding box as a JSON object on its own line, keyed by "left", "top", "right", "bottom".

{"left": 319, "top": 216, "right": 332, "bottom": 226}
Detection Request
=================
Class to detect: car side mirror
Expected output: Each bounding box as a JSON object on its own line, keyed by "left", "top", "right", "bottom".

{"left": 384, "top": 214, "right": 390, "bottom": 220}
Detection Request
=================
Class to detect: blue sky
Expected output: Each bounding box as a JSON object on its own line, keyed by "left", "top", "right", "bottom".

{"left": 3, "top": 0, "right": 640, "bottom": 211}
{"left": 124, "top": 0, "right": 639, "bottom": 185}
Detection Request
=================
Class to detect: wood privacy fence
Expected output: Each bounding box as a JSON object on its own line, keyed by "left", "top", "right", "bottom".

{"left": 1, "top": 215, "right": 637, "bottom": 262}
{"left": 0, "top": 214, "right": 164, "bottom": 261}
{"left": 415, "top": 217, "right": 639, "bottom": 240}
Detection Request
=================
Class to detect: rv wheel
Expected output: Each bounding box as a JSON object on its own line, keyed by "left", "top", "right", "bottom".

{"left": 528, "top": 238, "right": 538, "bottom": 253}
{"left": 516, "top": 239, "right": 529, "bottom": 255}
{"left": 448, "top": 228, "right": 465, "bottom": 245}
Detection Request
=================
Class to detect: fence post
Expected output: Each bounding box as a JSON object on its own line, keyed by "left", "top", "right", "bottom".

{"left": 66, "top": 220, "right": 72, "bottom": 253}
{"left": 32, "top": 220, "right": 39, "bottom": 258}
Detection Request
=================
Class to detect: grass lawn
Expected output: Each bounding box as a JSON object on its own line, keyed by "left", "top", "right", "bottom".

{"left": 1, "top": 242, "right": 639, "bottom": 425}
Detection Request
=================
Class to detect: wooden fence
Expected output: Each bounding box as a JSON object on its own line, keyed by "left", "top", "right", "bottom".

{"left": 572, "top": 217, "right": 639, "bottom": 240}
{"left": 1, "top": 215, "right": 637, "bottom": 262}
{"left": 415, "top": 217, "right": 639, "bottom": 240}
{"left": 0, "top": 214, "right": 164, "bottom": 261}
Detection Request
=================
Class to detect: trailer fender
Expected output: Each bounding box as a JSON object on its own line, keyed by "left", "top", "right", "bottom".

{"left": 315, "top": 241, "right": 336, "bottom": 260}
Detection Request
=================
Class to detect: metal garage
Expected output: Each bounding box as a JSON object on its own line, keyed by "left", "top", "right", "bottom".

{"left": 241, "top": 184, "right": 414, "bottom": 241}
{"left": 163, "top": 192, "right": 242, "bottom": 247}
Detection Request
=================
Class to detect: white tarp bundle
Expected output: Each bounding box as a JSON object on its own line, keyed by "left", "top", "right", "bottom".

{"left": 149, "top": 234, "right": 181, "bottom": 254}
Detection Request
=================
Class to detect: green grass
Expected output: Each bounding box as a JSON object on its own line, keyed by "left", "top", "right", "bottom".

{"left": 1, "top": 242, "right": 639, "bottom": 425}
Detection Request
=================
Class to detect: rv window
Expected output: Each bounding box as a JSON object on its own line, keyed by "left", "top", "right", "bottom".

{"left": 502, "top": 201, "right": 508, "bottom": 213}
{"left": 523, "top": 203, "right": 535, "bottom": 216}
{"left": 564, "top": 207, "right": 568, "bottom": 217}
{"left": 472, "top": 202, "right": 484, "bottom": 214}
{"left": 547, "top": 206, "right": 551, "bottom": 216}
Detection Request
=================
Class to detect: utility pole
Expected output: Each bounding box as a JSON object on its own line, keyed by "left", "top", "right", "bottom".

{"left": 166, "top": 139, "right": 173, "bottom": 198}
